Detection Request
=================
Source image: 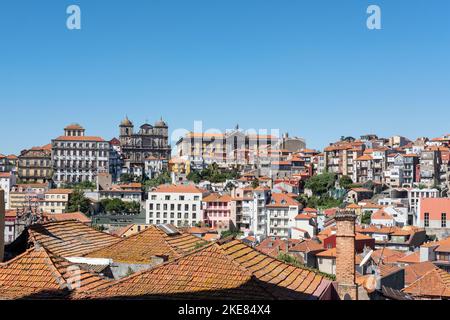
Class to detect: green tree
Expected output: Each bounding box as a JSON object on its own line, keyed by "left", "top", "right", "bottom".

{"left": 251, "top": 179, "right": 260, "bottom": 189}
{"left": 220, "top": 230, "right": 243, "bottom": 239}
{"left": 187, "top": 171, "right": 202, "bottom": 184}
{"left": 120, "top": 173, "right": 136, "bottom": 183}
{"left": 339, "top": 175, "right": 353, "bottom": 189}
{"left": 124, "top": 201, "right": 141, "bottom": 214}
{"left": 101, "top": 198, "right": 126, "bottom": 214}
{"left": 305, "top": 172, "right": 337, "bottom": 196}
{"left": 143, "top": 171, "right": 172, "bottom": 190}
{"left": 67, "top": 188, "right": 91, "bottom": 213}
{"left": 361, "top": 211, "right": 372, "bottom": 224}
{"left": 277, "top": 252, "right": 303, "bottom": 267}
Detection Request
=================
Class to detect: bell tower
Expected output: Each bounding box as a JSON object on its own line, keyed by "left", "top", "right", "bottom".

{"left": 120, "top": 117, "right": 134, "bottom": 140}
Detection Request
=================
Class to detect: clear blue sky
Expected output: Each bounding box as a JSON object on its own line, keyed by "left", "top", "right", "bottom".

{"left": 1, "top": 0, "right": 449, "bottom": 155}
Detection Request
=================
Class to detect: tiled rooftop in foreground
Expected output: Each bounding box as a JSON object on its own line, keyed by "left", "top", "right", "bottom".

{"left": 27, "top": 220, "right": 120, "bottom": 257}
{"left": 78, "top": 239, "right": 334, "bottom": 300}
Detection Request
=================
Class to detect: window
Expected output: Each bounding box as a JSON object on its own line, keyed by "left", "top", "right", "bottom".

{"left": 179, "top": 196, "right": 185, "bottom": 201}
{"left": 149, "top": 203, "right": 153, "bottom": 210}
{"left": 194, "top": 196, "right": 199, "bottom": 201}
{"left": 165, "top": 195, "right": 170, "bottom": 200}
{"left": 192, "top": 204, "right": 197, "bottom": 211}
{"left": 442, "top": 213, "right": 447, "bottom": 228}
{"left": 185, "top": 204, "right": 189, "bottom": 211}
{"left": 424, "top": 212, "right": 430, "bottom": 227}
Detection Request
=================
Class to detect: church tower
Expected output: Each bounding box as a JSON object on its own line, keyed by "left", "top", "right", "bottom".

{"left": 119, "top": 117, "right": 134, "bottom": 140}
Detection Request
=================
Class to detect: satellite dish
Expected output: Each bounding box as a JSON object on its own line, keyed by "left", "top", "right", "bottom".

{"left": 359, "top": 249, "right": 373, "bottom": 267}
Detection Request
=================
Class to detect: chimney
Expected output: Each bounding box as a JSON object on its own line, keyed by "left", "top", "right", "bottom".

{"left": 335, "top": 209, "right": 358, "bottom": 300}
{"left": 0, "top": 190, "right": 5, "bottom": 262}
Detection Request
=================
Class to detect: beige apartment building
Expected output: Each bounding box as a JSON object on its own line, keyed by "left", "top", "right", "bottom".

{"left": 40, "top": 189, "right": 73, "bottom": 214}
{"left": 323, "top": 140, "right": 365, "bottom": 178}
{"left": 18, "top": 144, "right": 53, "bottom": 183}
{"left": 9, "top": 183, "right": 49, "bottom": 210}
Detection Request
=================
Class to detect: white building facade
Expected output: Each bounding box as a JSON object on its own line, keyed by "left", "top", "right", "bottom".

{"left": 146, "top": 185, "right": 208, "bottom": 227}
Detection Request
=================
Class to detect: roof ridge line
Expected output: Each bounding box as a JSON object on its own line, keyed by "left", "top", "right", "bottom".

{"left": 79, "top": 241, "right": 220, "bottom": 297}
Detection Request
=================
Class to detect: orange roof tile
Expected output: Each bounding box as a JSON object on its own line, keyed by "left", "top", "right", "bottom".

{"left": 266, "top": 193, "right": 300, "bottom": 208}
{"left": 43, "top": 212, "right": 92, "bottom": 224}
{"left": 290, "top": 240, "right": 325, "bottom": 253}
{"left": 0, "top": 246, "right": 110, "bottom": 299}
{"left": 397, "top": 252, "right": 420, "bottom": 264}
{"left": 45, "top": 189, "right": 74, "bottom": 195}
{"left": 403, "top": 261, "right": 437, "bottom": 286}
{"left": 371, "top": 209, "right": 394, "bottom": 221}
{"left": 84, "top": 225, "right": 207, "bottom": 264}
{"left": 79, "top": 239, "right": 332, "bottom": 300}
{"left": 54, "top": 136, "right": 105, "bottom": 142}
{"left": 203, "top": 193, "right": 232, "bottom": 202}
{"left": 356, "top": 154, "right": 373, "bottom": 161}
{"left": 28, "top": 220, "right": 120, "bottom": 257}
{"left": 403, "top": 267, "right": 450, "bottom": 298}
{"left": 152, "top": 184, "right": 207, "bottom": 194}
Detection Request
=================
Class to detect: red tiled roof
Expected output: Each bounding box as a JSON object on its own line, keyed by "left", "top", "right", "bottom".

{"left": 79, "top": 240, "right": 332, "bottom": 300}
{"left": 396, "top": 252, "right": 420, "bottom": 264}
{"left": 152, "top": 184, "right": 207, "bottom": 194}
{"left": 84, "top": 225, "right": 207, "bottom": 264}
{"left": 371, "top": 209, "right": 394, "bottom": 221}
{"left": 403, "top": 261, "right": 437, "bottom": 286}
{"left": 54, "top": 136, "right": 105, "bottom": 142}
{"left": 203, "top": 193, "right": 232, "bottom": 202}
{"left": 45, "top": 189, "right": 73, "bottom": 195}
{"left": 28, "top": 220, "right": 120, "bottom": 257}
{"left": 43, "top": 212, "right": 92, "bottom": 224}
{"left": 0, "top": 246, "right": 110, "bottom": 299}
{"left": 403, "top": 267, "right": 450, "bottom": 298}
{"left": 290, "top": 240, "right": 325, "bottom": 253}
{"left": 266, "top": 193, "right": 300, "bottom": 208}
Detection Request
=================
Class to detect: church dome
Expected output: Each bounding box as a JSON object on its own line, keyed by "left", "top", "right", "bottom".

{"left": 120, "top": 117, "right": 133, "bottom": 126}
{"left": 155, "top": 117, "right": 167, "bottom": 127}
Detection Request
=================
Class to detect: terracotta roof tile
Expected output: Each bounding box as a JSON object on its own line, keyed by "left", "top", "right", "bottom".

{"left": 403, "top": 261, "right": 437, "bottom": 286}
{"left": 28, "top": 220, "right": 120, "bottom": 257}
{"left": 54, "top": 136, "right": 105, "bottom": 142}
{"left": 0, "top": 247, "right": 110, "bottom": 299}
{"left": 79, "top": 239, "right": 333, "bottom": 300}
{"left": 403, "top": 267, "right": 450, "bottom": 298}
{"left": 266, "top": 193, "right": 300, "bottom": 208}
{"left": 396, "top": 252, "right": 420, "bottom": 264}
{"left": 152, "top": 184, "right": 207, "bottom": 194}
{"left": 84, "top": 225, "right": 207, "bottom": 264}
{"left": 43, "top": 212, "right": 92, "bottom": 224}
